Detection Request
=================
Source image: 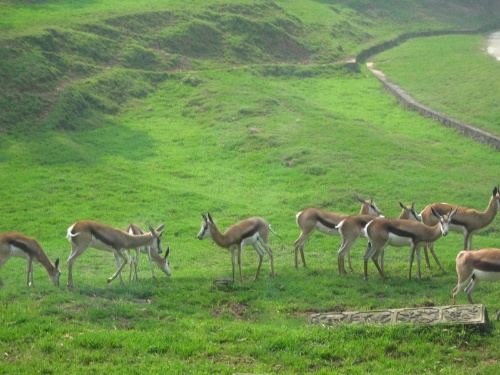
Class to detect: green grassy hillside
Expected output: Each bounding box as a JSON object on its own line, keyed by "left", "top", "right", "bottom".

{"left": 0, "top": 1, "right": 499, "bottom": 374}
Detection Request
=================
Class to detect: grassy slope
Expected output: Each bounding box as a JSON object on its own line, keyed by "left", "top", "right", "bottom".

{"left": 371, "top": 34, "right": 500, "bottom": 137}
{"left": 0, "top": 1, "right": 499, "bottom": 374}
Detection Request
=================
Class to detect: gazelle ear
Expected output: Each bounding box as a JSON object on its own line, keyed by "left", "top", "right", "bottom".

{"left": 201, "top": 213, "right": 208, "bottom": 222}
{"left": 207, "top": 213, "right": 214, "bottom": 223}
{"left": 148, "top": 224, "right": 155, "bottom": 234}
{"left": 450, "top": 206, "right": 459, "bottom": 218}
{"left": 164, "top": 246, "right": 170, "bottom": 258}
{"left": 55, "top": 258, "right": 60, "bottom": 268}
{"left": 494, "top": 186, "right": 499, "bottom": 196}
{"left": 398, "top": 201, "right": 405, "bottom": 209}
{"left": 155, "top": 224, "right": 165, "bottom": 233}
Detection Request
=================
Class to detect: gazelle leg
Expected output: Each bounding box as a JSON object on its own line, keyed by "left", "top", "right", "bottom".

{"left": 252, "top": 243, "right": 265, "bottom": 281}
{"left": 148, "top": 251, "right": 157, "bottom": 279}
{"left": 363, "top": 241, "right": 378, "bottom": 280}
{"left": 26, "top": 257, "right": 34, "bottom": 287}
{"left": 464, "top": 277, "right": 478, "bottom": 304}
{"left": 338, "top": 238, "right": 357, "bottom": 276}
{"left": 262, "top": 242, "right": 275, "bottom": 278}
{"left": 108, "top": 250, "right": 128, "bottom": 284}
{"left": 294, "top": 231, "right": 311, "bottom": 268}
{"left": 427, "top": 243, "right": 444, "bottom": 271}
{"left": 112, "top": 251, "right": 125, "bottom": 284}
{"left": 230, "top": 247, "right": 237, "bottom": 282}
{"left": 237, "top": 245, "right": 243, "bottom": 282}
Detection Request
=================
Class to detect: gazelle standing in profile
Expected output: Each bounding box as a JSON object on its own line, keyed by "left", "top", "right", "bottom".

{"left": 125, "top": 223, "right": 171, "bottom": 280}
{"left": 420, "top": 186, "right": 500, "bottom": 271}
{"left": 0, "top": 232, "right": 61, "bottom": 287}
{"left": 336, "top": 201, "right": 420, "bottom": 276}
{"left": 66, "top": 220, "right": 165, "bottom": 287}
{"left": 452, "top": 248, "right": 500, "bottom": 320}
{"left": 364, "top": 206, "right": 458, "bottom": 280}
{"left": 197, "top": 213, "right": 277, "bottom": 282}
{"left": 294, "top": 194, "right": 382, "bottom": 269}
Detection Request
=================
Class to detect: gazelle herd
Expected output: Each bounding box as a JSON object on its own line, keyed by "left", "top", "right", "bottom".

{"left": 0, "top": 186, "right": 499, "bottom": 315}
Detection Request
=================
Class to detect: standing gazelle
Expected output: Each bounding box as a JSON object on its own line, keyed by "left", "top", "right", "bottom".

{"left": 0, "top": 232, "right": 60, "bottom": 287}
{"left": 420, "top": 186, "right": 500, "bottom": 270}
{"left": 364, "top": 207, "right": 458, "bottom": 280}
{"left": 336, "top": 201, "right": 420, "bottom": 276}
{"left": 66, "top": 220, "right": 165, "bottom": 287}
{"left": 294, "top": 194, "right": 382, "bottom": 269}
{"left": 452, "top": 248, "right": 500, "bottom": 319}
{"left": 197, "top": 213, "right": 276, "bottom": 282}
{"left": 125, "top": 224, "right": 171, "bottom": 280}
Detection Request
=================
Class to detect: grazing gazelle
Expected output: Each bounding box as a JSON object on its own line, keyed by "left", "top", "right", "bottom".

{"left": 294, "top": 194, "right": 382, "bottom": 269}
{"left": 452, "top": 248, "right": 500, "bottom": 319}
{"left": 125, "top": 224, "right": 171, "bottom": 280}
{"left": 364, "top": 207, "right": 458, "bottom": 280}
{"left": 0, "top": 232, "right": 60, "bottom": 287}
{"left": 197, "top": 213, "right": 277, "bottom": 282}
{"left": 336, "top": 201, "right": 420, "bottom": 276}
{"left": 420, "top": 186, "right": 500, "bottom": 270}
{"left": 66, "top": 220, "right": 165, "bottom": 287}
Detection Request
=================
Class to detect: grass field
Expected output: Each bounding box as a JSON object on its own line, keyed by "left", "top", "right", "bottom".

{"left": 0, "top": 1, "right": 499, "bottom": 374}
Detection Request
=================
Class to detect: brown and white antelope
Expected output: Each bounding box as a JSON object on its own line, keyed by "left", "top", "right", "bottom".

{"left": 364, "top": 206, "right": 458, "bottom": 281}
{"left": 336, "top": 201, "right": 420, "bottom": 276}
{"left": 125, "top": 224, "right": 171, "bottom": 280}
{"left": 66, "top": 220, "right": 165, "bottom": 287}
{"left": 0, "top": 232, "right": 60, "bottom": 287}
{"left": 294, "top": 194, "right": 382, "bottom": 269}
{"left": 197, "top": 213, "right": 277, "bottom": 282}
{"left": 420, "top": 186, "right": 500, "bottom": 270}
{"left": 452, "top": 248, "right": 500, "bottom": 319}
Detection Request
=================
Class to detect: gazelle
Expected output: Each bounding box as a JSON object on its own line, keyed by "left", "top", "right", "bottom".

{"left": 336, "top": 201, "right": 420, "bottom": 276}
{"left": 452, "top": 248, "right": 500, "bottom": 319}
{"left": 294, "top": 194, "right": 382, "bottom": 269}
{"left": 420, "top": 186, "right": 500, "bottom": 270}
{"left": 0, "top": 232, "right": 60, "bottom": 287}
{"left": 364, "top": 207, "right": 458, "bottom": 281}
{"left": 197, "top": 213, "right": 277, "bottom": 282}
{"left": 125, "top": 224, "right": 171, "bottom": 280}
{"left": 66, "top": 220, "right": 165, "bottom": 287}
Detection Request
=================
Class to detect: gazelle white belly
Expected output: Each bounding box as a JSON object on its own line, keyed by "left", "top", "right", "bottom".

{"left": 473, "top": 270, "right": 500, "bottom": 282}
{"left": 316, "top": 222, "right": 339, "bottom": 235}
{"left": 241, "top": 232, "right": 260, "bottom": 247}
{"left": 388, "top": 233, "right": 413, "bottom": 247}
{"left": 90, "top": 238, "right": 116, "bottom": 252}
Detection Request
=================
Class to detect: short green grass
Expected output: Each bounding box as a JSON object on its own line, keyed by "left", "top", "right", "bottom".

{"left": 0, "top": 1, "right": 499, "bottom": 374}
{"left": 371, "top": 34, "right": 500, "bottom": 137}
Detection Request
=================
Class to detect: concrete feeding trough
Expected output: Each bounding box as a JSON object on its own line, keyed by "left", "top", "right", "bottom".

{"left": 309, "top": 304, "right": 488, "bottom": 326}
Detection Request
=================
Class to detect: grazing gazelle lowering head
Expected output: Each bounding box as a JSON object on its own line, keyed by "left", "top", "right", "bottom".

{"left": 0, "top": 232, "right": 61, "bottom": 287}
{"left": 198, "top": 213, "right": 276, "bottom": 282}
{"left": 125, "top": 224, "right": 171, "bottom": 281}
{"left": 66, "top": 220, "right": 165, "bottom": 287}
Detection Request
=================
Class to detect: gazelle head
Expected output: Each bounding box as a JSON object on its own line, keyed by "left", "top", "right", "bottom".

{"left": 160, "top": 247, "right": 171, "bottom": 276}
{"left": 197, "top": 213, "right": 213, "bottom": 240}
{"left": 398, "top": 201, "right": 422, "bottom": 222}
{"left": 148, "top": 224, "right": 165, "bottom": 254}
{"left": 354, "top": 194, "right": 382, "bottom": 216}
{"left": 50, "top": 258, "right": 61, "bottom": 286}
{"left": 431, "top": 206, "right": 459, "bottom": 237}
